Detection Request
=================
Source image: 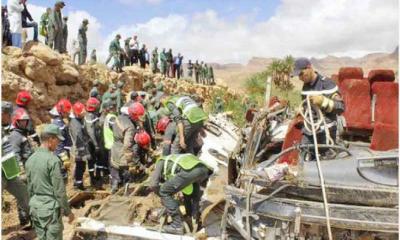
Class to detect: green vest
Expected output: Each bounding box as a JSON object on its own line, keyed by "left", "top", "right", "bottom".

{"left": 104, "top": 113, "right": 117, "bottom": 150}
{"left": 167, "top": 96, "right": 208, "bottom": 124}
{"left": 162, "top": 154, "right": 205, "bottom": 195}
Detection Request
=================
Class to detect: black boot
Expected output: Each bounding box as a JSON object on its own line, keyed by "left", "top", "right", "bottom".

{"left": 162, "top": 214, "right": 184, "bottom": 235}
{"left": 18, "top": 207, "right": 29, "bottom": 227}
{"left": 73, "top": 182, "right": 85, "bottom": 191}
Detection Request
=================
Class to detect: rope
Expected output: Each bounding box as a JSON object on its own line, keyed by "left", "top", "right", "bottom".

{"left": 298, "top": 99, "right": 334, "bottom": 146}
{"left": 305, "top": 96, "right": 333, "bottom": 240}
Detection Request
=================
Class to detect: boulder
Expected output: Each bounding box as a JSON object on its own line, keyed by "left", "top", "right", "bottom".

{"left": 25, "top": 42, "right": 62, "bottom": 66}
{"left": 55, "top": 63, "right": 80, "bottom": 85}
{"left": 2, "top": 46, "right": 23, "bottom": 58}
{"left": 23, "top": 56, "right": 56, "bottom": 84}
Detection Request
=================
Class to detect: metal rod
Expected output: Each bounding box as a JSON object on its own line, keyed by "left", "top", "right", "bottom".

{"left": 306, "top": 96, "right": 333, "bottom": 240}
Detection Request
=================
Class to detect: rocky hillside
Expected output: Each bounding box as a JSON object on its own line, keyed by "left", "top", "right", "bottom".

{"left": 2, "top": 42, "right": 232, "bottom": 125}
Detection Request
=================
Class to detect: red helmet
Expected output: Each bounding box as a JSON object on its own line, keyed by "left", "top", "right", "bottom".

{"left": 12, "top": 108, "right": 30, "bottom": 128}
{"left": 56, "top": 99, "right": 72, "bottom": 115}
{"left": 86, "top": 97, "right": 100, "bottom": 112}
{"left": 156, "top": 116, "right": 170, "bottom": 133}
{"left": 134, "top": 130, "right": 151, "bottom": 149}
{"left": 128, "top": 102, "right": 145, "bottom": 121}
{"left": 16, "top": 90, "right": 32, "bottom": 106}
{"left": 73, "top": 102, "right": 86, "bottom": 117}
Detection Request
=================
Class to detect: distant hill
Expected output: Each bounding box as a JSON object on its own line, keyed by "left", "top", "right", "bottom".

{"left": 213, "top": 47, "right": 398, "bottom": 91}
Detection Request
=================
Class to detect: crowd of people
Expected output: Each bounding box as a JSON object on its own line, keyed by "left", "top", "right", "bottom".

{"left": 2, "top": 0, "right": 216, "bottom": 85}
{"left": 2, "top": 74, "right": 223, "bottom": 237}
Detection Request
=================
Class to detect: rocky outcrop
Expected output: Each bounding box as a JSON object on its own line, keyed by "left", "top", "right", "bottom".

{"left": 2, "top": 41, "right": 237, "bottom": 125}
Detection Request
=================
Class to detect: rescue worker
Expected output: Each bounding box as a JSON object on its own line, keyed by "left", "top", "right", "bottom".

{"left": 78, "top": 19, "right": 89, "bottom": 65}
{"left": 2, "top": 101, "right": 30, "bottom": 227}
{"left": 69, "top": 102, "right": 91, "bottom": 190}
{"left": 48, "top": 1, "right": 65, "bottom": 52}
{"left": 150, "top": 153, "right": 214, "bottom": 234}
{"left": 84, "top": 97, "right": 102, "bottom": 187}
{"left": 292, "top": 58, "right": 345, "bottom": 159}
{"left": 156, "top": 116, "right": 177, "bottom": 156}
{"left": 40, "top": 7, "right": 51, "bottom": 45}
{"left": 49, "top": 99, "right": 72, "bottom": 181}
{"left": 89, "top": 79, "right": 101, "bottom": 100}
{"left": 132, "top": 130, "right": 152, "bottom": 177}
{"left": 160, "top": 48, "right": 167, "bottom": 77}
{"left": 163, "top": 96, "right": 208, "bottom": 154}
{"left": 100, "top": 99, "right": 118, "bottom": 179}
{"left": 9, "top": 107, "right": 33, "bottom": 168}
{"left": 110, "top": 102, "right": 145, "bottom": 193}
{"left": 62, "top": 16, "right": 68, "bottom": 53}
{"left": 25, "top": 124, "right": 74, "bottom": 239}
{"left": 107, "top": 34, "right": 123, "bottom": 72}
{"left": 13, "top": 90, "right": 40, "bottom": 146}
{"left": 151, "top": 47, "right": 159, "bottom": 74}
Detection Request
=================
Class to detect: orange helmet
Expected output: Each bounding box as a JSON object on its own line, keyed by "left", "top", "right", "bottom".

{"left": 128, "top": 102, "right": 145, "bottom": 121}
{"left": 86, "top": 97, "right": 100, "bottom": 112}
{"left": 73, "top": 102, "right": 86, "bottom": 117}
{"left": 12, "top": 108, "right": 30, "bottom": 128}
{"left": 156, "top": 116, "right": 170, "bottom": 134}
{"left": 56, "top": 99, "right": 72, "bottom": 115}
{"left": 134, "top": 130, "right": 151, "bottom": 149}
{"left": 16, "top": 90, "right": 32, "bottom": 106}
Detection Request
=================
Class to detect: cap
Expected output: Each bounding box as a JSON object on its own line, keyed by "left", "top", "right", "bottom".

{"left": 63, "top": 16, "right": 68, "bottom": 20}
{"left": 56, "top": 1, "right": 65, "bottom": 7}
{"left": 2, "top": 101, "right": 13, "bottom": 114}
{"left": 292, "top": 57, "right": 311, "bottom": 76}
{"left": 42, "top": 124, "right": 65, "bottom": 141}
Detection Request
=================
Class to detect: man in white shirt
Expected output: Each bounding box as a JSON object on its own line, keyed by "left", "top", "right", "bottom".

{"left": 7, "top": 0, "right": 24, "bottom": 48}
{"left": 129, "top": 35, "right": 139, "bottom": 65}
{"left": 72, "top": 39, "right": 80, "bottom": 64}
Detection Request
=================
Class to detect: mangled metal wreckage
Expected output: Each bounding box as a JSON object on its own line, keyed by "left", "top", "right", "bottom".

{"left": 223, "top": 94, "right": 399, "bottom": 239}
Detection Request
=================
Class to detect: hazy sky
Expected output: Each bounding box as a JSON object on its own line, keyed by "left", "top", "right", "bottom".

{"left": 23, "top": 0, "right": 398, "bottom": 63}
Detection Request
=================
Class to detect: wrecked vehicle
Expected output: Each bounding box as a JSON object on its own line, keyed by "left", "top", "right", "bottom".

{"left": 223, "top": 69, "right": 399, "bottom": 240}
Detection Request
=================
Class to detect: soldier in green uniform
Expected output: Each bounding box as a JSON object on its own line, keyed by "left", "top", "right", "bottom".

{"left": 214, "top": 97, "right": 224, "bottom": 113}
{"left": 40, "top": 8, "right": 51, "bottom": 45}
{"left": 108, "top": 34, "right": 123, "bottom": 72}
{"left": 2, "top": 101, "right": 30, "bottom": 227}
{"left": 78, "top": 19, "right": 89, "bottom": 65}
{"left": 208, "top": 65, "right": 215, "bottom": 85}
{"left": 151, "top": 47, "right": 159, "bottom": 74}
{"left": 114, "top": 81, "right": 125, "bottom": 114}
{"left": 194, "top": 60, "right": 200, "bottom": 84}
{"left": 166, "top": 49, "right": 173, "bottom": 77}
{"left": 160, "top": 48, "right": 167, "bottom": 77}
{"left": 62, "top": 16, "right": 68, "bottom": 53}
{"left": 48, "top": 1, "right": 65, "bottom": 52}
{"left": 90, "top": 49, "right": 97, "bottom": 65}
{"left": 100, "top": 83, "right": 117, "bottom": 112}
{"left": 25, "top": 124, "right": 75, "bottom": 240}
{"left": 150, "top": 153, "right": 214, "bottom": 234}
{"left": 203, "top": 63, "right": 208, "bottom": 85}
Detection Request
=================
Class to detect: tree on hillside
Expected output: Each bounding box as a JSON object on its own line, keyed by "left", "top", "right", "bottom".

{"left": 267, "top": 56, "right": 294, "bottom": 90}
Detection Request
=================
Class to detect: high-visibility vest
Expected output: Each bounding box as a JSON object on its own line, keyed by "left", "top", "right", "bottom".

{"left": 103, "top": 113, "right": 117, "bottom": 150}
{"left": 165, "top": 96, "right": 208, "bottom": 123}
{"left": 161, "top": 154, "right": 211, "bottom": 195}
